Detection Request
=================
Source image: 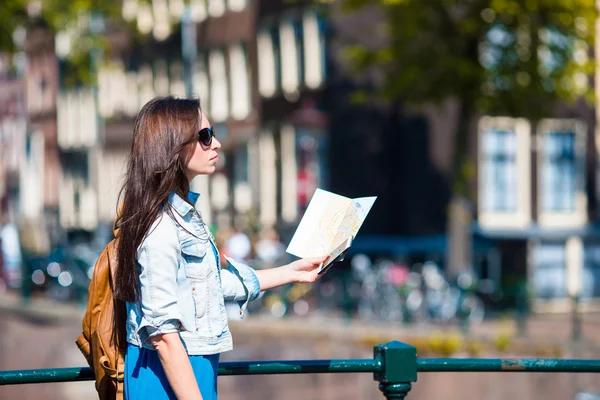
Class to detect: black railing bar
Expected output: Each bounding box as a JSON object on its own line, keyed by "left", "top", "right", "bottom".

{"left": 3, "top": 357, "right": 600, "bottom": 386}
{"left": 0, "top": 358, "right": 382, "bottom": 385}
{"left": 417, "top": 358, "right": 600, "bottom": 373}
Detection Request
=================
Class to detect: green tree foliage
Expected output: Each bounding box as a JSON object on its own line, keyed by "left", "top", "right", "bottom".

{"left": 0, "top": 0, "right": 122, "bottom": 85}
{"left": 342, "top": 0, "right": 596, "bottom": 195}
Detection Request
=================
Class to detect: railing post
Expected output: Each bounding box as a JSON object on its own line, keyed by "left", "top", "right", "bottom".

{"left": 516, "top": 281, "right": 529, "bottom": 337}
{"left": 374, "top": 341, "right": 417, "bottom": 399}
{"left": 571, "top": 294, "right": 582, "bottom": 342}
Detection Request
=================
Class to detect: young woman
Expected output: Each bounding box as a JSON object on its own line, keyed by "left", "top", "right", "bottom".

{"left": 114, "top": 97, "right": 326, "bottom": 400}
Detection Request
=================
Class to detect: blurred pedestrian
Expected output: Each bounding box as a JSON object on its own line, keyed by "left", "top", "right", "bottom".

{"left": 224, "top": 229, "right": 252, "bottom": 262}
{"left": 0, "top": 219, "right": 22, "bottom": 289}
{"left": 255, "top": 227, "right": 287, "bottom": 269}
{"left": 113, "top": 96, "right": 327, "bottom": 400}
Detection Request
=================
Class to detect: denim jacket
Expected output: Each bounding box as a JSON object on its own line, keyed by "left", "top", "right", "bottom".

{"left": 125, "top": 191, "right": 261, "bottom": 355}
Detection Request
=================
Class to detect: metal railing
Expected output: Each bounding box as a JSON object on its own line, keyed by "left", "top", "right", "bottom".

{"left": 2, "top": 341, "right": 600, "bottom": 399}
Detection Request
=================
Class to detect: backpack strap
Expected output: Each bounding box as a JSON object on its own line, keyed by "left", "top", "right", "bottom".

{"left": 116, "top": 353, "right": 125, "bottom": 400}
{"left": 108, "top": 240, "right": 126, "bottom": 400}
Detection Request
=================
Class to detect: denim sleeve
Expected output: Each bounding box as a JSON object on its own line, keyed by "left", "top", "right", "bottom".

{"left": 221, "top": 255, "right": 261, "bottom": 317}
{"left": 136, "top": 214, "right": 189, "bottom": 340}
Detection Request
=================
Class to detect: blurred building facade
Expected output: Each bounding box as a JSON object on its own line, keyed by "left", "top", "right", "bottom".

{"left": 0, "top": 0, "right": 379, "bottom": 257}
{"left": 20, "top": 27, "right": 60, "bottom": 254}
{"left": 73, "top": 0, "right": 332, "bottom": 239}
{"left": 0, "top": 64, "right": 25, "bottom": 224}
{"left": 473, "top": 106, "right": 598, "bottom": 311}
{"left": 0, "top": 0, "right": 598, "bottom": 311}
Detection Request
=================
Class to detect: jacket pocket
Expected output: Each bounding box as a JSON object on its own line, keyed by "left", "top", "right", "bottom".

{"left": 181, "top": 239, "right": 211, "bottom": 281}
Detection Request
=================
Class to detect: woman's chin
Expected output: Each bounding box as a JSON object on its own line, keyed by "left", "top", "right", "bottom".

{"left": 188, "top": 166, "right": 216, "bottom": 179}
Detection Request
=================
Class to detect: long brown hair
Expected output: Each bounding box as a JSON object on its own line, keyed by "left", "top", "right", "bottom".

{"left": 114, "top": 96, "right": 200, "bottom": 303}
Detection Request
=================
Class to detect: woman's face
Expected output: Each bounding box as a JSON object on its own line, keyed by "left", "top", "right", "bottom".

{"left": 185, "top": 110, "right": 221, "bottom": 181}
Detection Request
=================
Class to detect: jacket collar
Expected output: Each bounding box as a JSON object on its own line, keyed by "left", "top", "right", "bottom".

{"left": 168, "top": 190, "right": 201, "bottom": 217}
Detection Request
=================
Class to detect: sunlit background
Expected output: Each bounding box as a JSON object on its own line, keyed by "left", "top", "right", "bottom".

{"left": 1, "top": 1, "right": 600, "bottom": 399}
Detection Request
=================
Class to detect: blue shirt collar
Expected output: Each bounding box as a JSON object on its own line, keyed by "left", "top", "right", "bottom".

{"left": 168, "top": 190, "right": 201, "bottom": 217}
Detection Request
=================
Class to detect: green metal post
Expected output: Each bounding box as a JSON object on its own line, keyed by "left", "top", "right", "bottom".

{"left": 374, "top": 341, "right": 417, "bottom": 399}
{"left": 516, "top": 282, "right": 528, "bottom": 337}
{"left": 20, "top": 250, "right": 31, "bottom": 304}
{"left": 458, "top": 286, "right": 470, "bottom": 335}
{"left": 571, "top": 294, "right": 581, "bottom": 342}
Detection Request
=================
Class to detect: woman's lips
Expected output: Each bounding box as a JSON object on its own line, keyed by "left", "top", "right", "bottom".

{"left": 210, "top": 154, "right": 219, "bottom": 162}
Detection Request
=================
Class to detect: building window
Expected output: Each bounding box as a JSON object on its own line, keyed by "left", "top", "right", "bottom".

{"left": 537, "top": 119, "right": 586, "bottom": 228}
{"left": 583, "top": 243, "right": 600, "bottom": 298}
{"left": 259, "top": 127, "right": 277, "bottom": 227}
{"left": 113, "top": 65, "right": 127, "bottom": 115}
{"left": 97, "top": 66, "right": 113, "bottom": 118}
{"left": 541, "top": 132, "right": 576, "bottom": 212}
{"left": 136, "top": 2, "right": 154, "bottom": 35}
{"left": 228, "top": 0, "right": 247, "bottom": 12}
{"left": 257, "top": 26, "right": 280, "bottom": 97}
{"left": 229, "top": 43, "right": 251, "bottom": 120}
{"left": 303, "top": 11, "right": 326, "bottom": 89}
{"left": 190, "top": 0, "right": 207, "bottom": 22}
{"left": 169, "top": 61, "right": 186, "bottom": 98}
{"left": 532, "top": 241, "right": 567, "bottom": 299}
{"left": 168, "top": 0, "right": 185, "bottom": 19}
{"left": 22, "top": 131, "right": 45, "bottom": 219}
{"left": 151, "top": 0, "right": 171, "bottom": 41}
{"left": 209, "top": 49, "right": 229, "bottom": 122}
{"left": 280, "top": 124, "right": 297, "bottom": 222}
{"left": 477, "top": 117, "right": 531, "bottom": 229}
{"left": 208, "top": 0, "right": 225, "bottom": 18}
{"left": 481, "top": 128, "right": 517, "bottom": 213}
{"left": 280, "top": 19, "right": 300, "bottom": 95}
{"left": 57, "top": 88, "right": 98, "bottom": 149}
{"left": 138, "top": 64, "right": 155, "bottom": 108}
{"left": 154, "top": 59, "right": 170, "bottom": 96}
{"left": 293, "top": 19, "right": 305, "bottom": 86}
{"left": 318, "top": 16, "right": 327, "bottom": 82}
{"left": 193, "top": 56, "right": 210, "bottom": 116}
{"left": 98, "top": 63, "right": 128, "bottom": 118}
{"left": 125, "top": 71, "right": 140, "bottom": 117}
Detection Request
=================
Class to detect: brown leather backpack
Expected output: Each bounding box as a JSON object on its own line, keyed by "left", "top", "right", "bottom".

{"left": 75, "top": 239, "right": 126, "bottom": 400}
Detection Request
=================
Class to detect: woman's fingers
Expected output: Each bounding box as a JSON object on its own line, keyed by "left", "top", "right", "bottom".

{"left": 306, "top": 255, "right": 328, "bottom": 265}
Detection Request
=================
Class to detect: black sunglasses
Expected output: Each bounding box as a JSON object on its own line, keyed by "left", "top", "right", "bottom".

{"left": 198, "top": 126, "right": 215, "bottom": 147}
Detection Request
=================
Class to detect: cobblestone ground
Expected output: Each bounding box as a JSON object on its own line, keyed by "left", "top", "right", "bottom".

{"left": 2, "top": 293, "right": 600, "bottom": 400}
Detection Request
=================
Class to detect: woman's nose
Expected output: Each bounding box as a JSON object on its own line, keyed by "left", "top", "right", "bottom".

{"left": 212, "top": 137, "right": 222, "bottom": 150}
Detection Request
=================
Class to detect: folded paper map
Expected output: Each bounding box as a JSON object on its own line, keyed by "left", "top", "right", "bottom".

{"left": 286, "top": 189, "right": 377, "bottom": 274}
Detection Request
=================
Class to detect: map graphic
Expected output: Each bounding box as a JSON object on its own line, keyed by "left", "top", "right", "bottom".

{"left": 286, "top": 189, "right": 377, "bottom": 266}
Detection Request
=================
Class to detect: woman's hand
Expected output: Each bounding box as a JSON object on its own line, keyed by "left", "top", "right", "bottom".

{"left": 254, "top": 255, "right": 328, "bottom": 291}
{"left": 287, "top": 255, "right": 329, "bottom": 283}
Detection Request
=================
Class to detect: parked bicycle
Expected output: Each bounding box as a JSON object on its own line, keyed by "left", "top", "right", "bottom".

{"left": 418, "top": 261, "right": 486, "bottom": 325}
{"left": 353, "top": 254, "right": 423, "bottom": 323}
{"left": 30, "top": 242, "right": 101, "bottom": 304}
{"left": 353, "top": 255, "right": 490, "bottom": 326}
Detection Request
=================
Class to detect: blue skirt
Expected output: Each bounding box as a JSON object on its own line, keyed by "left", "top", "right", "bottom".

{"left": 125, "top": 343, "right": 220, "bottom": 400}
